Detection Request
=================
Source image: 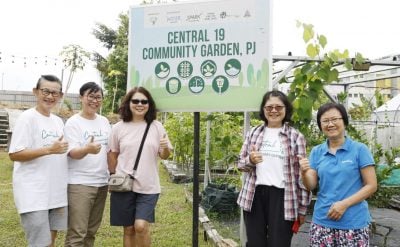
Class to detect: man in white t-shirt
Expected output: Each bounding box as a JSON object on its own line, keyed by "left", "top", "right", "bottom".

{"left": 9, "top": 75, "right": 69, "bottom": 247}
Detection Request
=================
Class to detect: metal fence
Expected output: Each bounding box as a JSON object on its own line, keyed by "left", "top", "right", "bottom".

{"left": 351, "top": 120, "right": 400, "bottom": 151}
{"left": 0, "top": 90, "right": 80, "bottom": 110}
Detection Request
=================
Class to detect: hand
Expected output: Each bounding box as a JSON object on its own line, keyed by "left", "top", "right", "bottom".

{"left": 298, "top": 155, "right": 311, "bottom": 175}
{"left": 250, "top": 145, "right": 263, "bottom": 164}
{"left": 159, "top": 134, "right": 169, "bottom": 150}
{"left": 298, "top": 214, "right": 306, "bottom": 226}
{"left": 49, "top": 135, "right": 69, "bottom": 154}
{"left": 86, "top": 136, "right": 102, "bottom": 154}
{"left": 327, "top": 201, "right": 348, "bottom": 221}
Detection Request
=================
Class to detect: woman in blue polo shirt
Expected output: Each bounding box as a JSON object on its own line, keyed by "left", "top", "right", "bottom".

{"left": 299, "top": 102, "right": 377, "bottom": 246}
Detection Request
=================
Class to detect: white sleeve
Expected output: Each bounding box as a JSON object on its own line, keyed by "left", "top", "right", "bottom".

{"left": 9, "top": 113, "right": 32, "bottom": 153}
{"left": 64, "top": 116, "right": 83, "bottom": 150}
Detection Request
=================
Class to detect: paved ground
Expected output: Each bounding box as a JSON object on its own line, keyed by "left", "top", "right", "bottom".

{"left": 291, "top": 207, "right": 400, "bottom": 247}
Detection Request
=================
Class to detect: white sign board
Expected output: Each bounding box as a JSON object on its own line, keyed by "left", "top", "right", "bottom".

{"left": 128, "top": 0, "right": 272, "bottom": 112}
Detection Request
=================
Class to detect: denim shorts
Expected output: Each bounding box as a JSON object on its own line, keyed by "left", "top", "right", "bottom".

{"left": 110, "top": 191, "right": 159, "bottom": 226}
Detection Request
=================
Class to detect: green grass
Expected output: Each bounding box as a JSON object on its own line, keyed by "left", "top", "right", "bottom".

{"left": 207, "top": 210, "right": 240, "bottom": 243}
{"left": 0, "top": 152, "right": 212, "bottom": 246}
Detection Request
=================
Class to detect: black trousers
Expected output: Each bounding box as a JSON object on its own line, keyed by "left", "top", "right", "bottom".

{"left": 243, "top": 185, "right": 294, "bottom": 247}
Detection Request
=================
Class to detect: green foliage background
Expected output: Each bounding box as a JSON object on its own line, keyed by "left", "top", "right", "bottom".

{"left": 92, "top": 13, "right": 129, "bottom": 113}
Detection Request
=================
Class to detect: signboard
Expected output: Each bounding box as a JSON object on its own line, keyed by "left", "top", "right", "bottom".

{"left": 128, "top": 0, "right": 272, "bottom": 112}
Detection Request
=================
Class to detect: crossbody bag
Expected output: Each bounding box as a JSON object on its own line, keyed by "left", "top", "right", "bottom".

{"left": 108, "top": 122, "right": 151, "bottom": 192}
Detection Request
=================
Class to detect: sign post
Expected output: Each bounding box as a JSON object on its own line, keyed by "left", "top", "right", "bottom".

{"left": 128, "top": 0, "right": 272, "bottom": 245}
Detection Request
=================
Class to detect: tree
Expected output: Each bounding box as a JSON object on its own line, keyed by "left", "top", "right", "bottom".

{"left": 348, "top": 98, "right": 373, "bottom": 120}
{"left": 108, "top": 69, "right": 123, "bottom": 113}
{"left": 92, "top": 13, "right": 129, "bottom": 113}
{"left": 60, "top": 44, "right": 90, "bottom": 97}
{"left": 279, "top": 22, "right": 369, "bottom": 147}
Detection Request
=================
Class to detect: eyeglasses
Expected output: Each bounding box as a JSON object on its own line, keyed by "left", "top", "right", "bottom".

{"left": 87, "top": 94, "right": 103, "bottom": 102}
{"left": 264, "top": 105, "right": 285, "bottom": 112}
{"left": 321, "top": 117, "right": 343, "bottom": 125}
{"left": 39, "top": 88, "right": 62, "bottom": 97}
{"left": 131, "top": 99, "right": 149, "bottom": 105}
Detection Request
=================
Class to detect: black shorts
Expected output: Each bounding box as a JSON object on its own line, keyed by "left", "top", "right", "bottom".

{"left": 110, "top": 191, "right": 159, "bottom": 226}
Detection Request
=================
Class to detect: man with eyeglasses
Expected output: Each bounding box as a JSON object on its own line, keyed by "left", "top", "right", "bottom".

{"left": 8, "top": 75, "right": 69, "bottom": 247}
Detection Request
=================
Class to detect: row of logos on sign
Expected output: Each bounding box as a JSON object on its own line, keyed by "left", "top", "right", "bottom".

{"left": 155, "top": 58, "right": 241, "bottom": 79}
{"left": 165, "top": 75, "right": 230, "bottom": 95}
{"left": 154, "top": 59, "right": 241, "bottom": 95}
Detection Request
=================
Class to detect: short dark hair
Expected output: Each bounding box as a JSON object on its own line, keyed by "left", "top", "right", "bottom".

{"left": 316, "top": 102, "right": 349, "bottom": 130}
{"left": 259, "top": 90, "right": 293, "bottom": 125}
{"left": 119, "top": 87, "right": 157, "bottom": 124}
{"left": 36, "top": 75, "right": 62, "bottom": 90}
{"left": 79, "top": 82, "right": 103, "bottom": 96}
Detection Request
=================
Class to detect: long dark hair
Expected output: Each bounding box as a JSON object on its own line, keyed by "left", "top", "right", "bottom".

{"left": 118, "top": 87, "right": 157, "bottom": 124}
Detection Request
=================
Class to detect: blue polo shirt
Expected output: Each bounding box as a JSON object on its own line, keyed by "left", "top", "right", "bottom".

{"left": 309, "top": 137, "right": 374, "bottom": 229}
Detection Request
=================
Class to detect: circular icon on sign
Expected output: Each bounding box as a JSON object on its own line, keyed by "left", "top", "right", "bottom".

{"left": 188, "top": 76, "right": 205, "bottom": 94}
{"left": 155, "top": 62, "right": 170, "bottom": 79}
{"left": 212, "top": 75, "right": 229, "bottom": 94}
{"left": 166, "top": 77, "right": 181, "bottom": 94}
{"left": 177, "top": 61, "right": 193, "bottom": 78}
{"left": 200, "top": 60, "right": 217, "bottom": 77}
{"left": 224, "top": 59, "right": 241, "bottom": 77}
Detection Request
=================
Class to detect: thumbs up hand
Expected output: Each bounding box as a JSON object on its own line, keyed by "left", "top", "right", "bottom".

{"left": 86, "top": 135, "right": 102, "bottom": 154}
{"left": 49, "top": 135, "right": 69, "bottom": 154}
{"left": 298, "top": 155, "right": 310, "bottom": 175}
{"left": 159, "top": 133, "right": 168, "bottom": 150}
{"left": 250, "top": 145, "right": 263, "bottom": 164}
{"left": 159, "top": 133, "right": 171, "bottom": 159}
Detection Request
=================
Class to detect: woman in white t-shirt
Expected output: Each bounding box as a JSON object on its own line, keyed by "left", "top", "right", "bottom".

{"left": 108, "top": 86, "right": 172, "bottom": 247}
{"left": 64, "top": 82, "right": 111, "bottom": 246}
{"left": 237, "top": 90, "right": 311, "bottom": 247}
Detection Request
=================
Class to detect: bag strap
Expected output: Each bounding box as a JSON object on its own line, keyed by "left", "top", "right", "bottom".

{"left": 132, "top": 122, "right": 151, "bottom": 176}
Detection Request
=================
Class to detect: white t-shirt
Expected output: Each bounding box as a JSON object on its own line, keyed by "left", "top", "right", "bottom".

{"left": 256, "top": 127, "right": 285, "bottom": 188}
{"left": 108, "top": 120, "right": 172, "bottom": 194}
{"left": 9, "top": 108, "right": 68, "bottom": 214}
{"left": 64, "top": 113, "right": 111, "bottom": 186}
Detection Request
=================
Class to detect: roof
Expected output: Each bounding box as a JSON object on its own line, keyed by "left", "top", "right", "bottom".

{"left": 375, "top": 94, "right": 400, "bottom": 112}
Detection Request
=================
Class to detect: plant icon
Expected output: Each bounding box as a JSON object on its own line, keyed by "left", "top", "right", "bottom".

{"left": 201, "top": 60, "right": 217, "bottom": 77}
{"left": 155, "top": 62, "right": 170, "bottom": 79}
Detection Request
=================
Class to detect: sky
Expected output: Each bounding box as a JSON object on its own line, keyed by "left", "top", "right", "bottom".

{"left": 0, "top": 0, "right": 399, "bottom": 92}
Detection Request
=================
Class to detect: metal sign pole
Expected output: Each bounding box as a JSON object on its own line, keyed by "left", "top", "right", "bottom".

{"left": 192, "top": 112, "right": 200, "bottom": 247}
